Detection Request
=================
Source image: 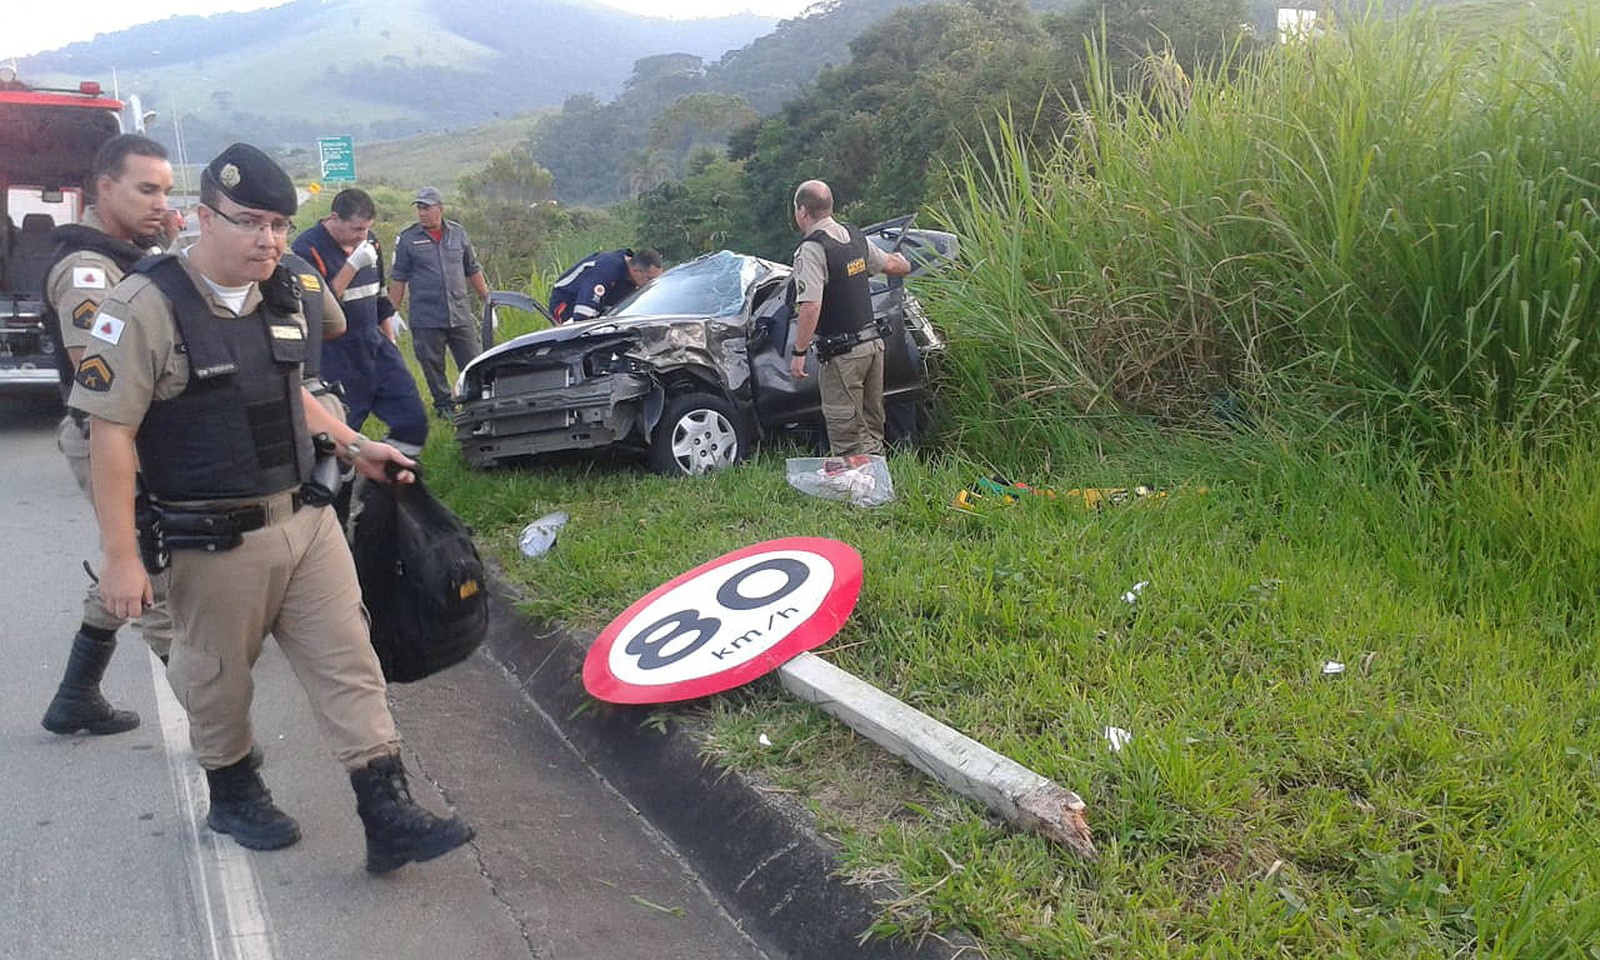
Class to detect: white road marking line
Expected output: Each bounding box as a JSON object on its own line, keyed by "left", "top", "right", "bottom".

{"left": 150, "top": 648, "right": 279, "bottom": 960}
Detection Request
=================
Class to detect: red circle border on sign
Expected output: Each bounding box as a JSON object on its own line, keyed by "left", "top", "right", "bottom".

{"left": 582, "top": 537, "right": 863, "bottom": 704}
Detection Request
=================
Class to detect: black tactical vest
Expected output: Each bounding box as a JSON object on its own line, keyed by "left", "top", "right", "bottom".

{"left": 45, "top": 225, "right": 148, "bottom": 402}
{"left": 133, "top": 256, "right": 313, "bottom": 501}
{"left": 279, "top": 251, "right": 326, "bottom": 381}
{"left": 806, "top": 226, "right": 874, "bottom": 338}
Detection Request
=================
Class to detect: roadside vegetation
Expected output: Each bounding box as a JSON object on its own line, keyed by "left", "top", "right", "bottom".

{"left": 396, "top": 2, "right": 1600, "bottom": 957}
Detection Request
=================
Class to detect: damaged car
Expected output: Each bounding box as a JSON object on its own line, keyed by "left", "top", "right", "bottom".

{"left": 452, "top": 216, "right": 956, "bottom": 475}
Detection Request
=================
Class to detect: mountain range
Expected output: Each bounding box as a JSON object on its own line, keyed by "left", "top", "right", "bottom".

{"left": 15, "top": 0, "right": 777, "bottom": 158}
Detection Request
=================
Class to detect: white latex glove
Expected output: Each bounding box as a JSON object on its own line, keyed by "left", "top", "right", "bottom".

{"left": 347, "top": 240, "right": 377, "bottom": 271}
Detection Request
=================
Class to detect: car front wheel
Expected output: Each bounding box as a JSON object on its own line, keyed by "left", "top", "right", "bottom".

{"left": 649, "top": 392, "right": 748, "bottom": 476}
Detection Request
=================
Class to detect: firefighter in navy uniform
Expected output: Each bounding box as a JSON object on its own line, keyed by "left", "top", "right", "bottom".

{"left": 292, "top": 188, "right": 427, "bottom": 453}
{"left": 786, "top": 180, "right": 911, "bottom": 456}
{"left": 40, "top": 134, "right": 174, "bottom": 736}
{"left": 70, "top": 142, "right": 474, "bottom": 872}
{"left": 548, "top": 247, "right": 663, "bottom": 324}
{"left": 279, "top": 248, "right": 350, "bottom": 419}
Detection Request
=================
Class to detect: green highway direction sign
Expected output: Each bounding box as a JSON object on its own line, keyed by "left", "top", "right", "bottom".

{"left": 318, "top": 136, "right": 356, "bottom": 182}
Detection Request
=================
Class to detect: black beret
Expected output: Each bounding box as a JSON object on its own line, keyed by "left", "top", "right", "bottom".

{"left": 202, "top": 142, "right": 297, "bottom": 217}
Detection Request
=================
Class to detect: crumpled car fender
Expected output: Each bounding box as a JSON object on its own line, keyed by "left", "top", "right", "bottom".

{"left": 641, "top": 362, "right": 742, "bottom": 442}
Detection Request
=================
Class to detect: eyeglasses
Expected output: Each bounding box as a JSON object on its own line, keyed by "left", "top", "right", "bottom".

{"left": 204, "top": 204, "right": 296, "bottom": 238}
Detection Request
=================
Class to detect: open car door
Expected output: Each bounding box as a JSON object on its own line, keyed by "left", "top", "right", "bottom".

{"left": 862, "top": 214, "right": 959, "bottom": 278}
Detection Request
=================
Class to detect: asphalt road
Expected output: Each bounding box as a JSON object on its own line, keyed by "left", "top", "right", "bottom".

{"left": 0, "top": 388, "right": 765, "bottom": 960}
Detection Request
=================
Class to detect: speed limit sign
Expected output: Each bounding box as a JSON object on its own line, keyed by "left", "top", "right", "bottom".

{"left": 583, "top": 537, "right": 863, "bottom": 704}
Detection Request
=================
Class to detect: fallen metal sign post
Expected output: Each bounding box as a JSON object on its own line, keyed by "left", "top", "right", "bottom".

{"left": 583, "top": 537, "right": 1094, "bottom": 858}
{"left": 778, "top": 652, "right": 1095, "bottom": 859}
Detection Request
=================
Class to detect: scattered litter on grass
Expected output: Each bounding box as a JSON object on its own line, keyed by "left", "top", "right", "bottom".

{"left": 518, "top": 511, "right": 569, "bottom": 557}
{"left": 1103, "top": 726, "right": 1134, "bottom": 752}
{"left": 1122, "top": 581, "right": 1150, "bottom": 604}
{"left": 1322, "top": 660, "right": 1346, "bottom": 675}
{"left": 951, "top": 478, "right": 1205, "bottom": 513}
{"left": 1066, "top": 485, "right": 1167, "bottom": 509}
{"left": 758, "top": 733, "right": 773, "bottom": 748}
{"left": 787, "top": 455, "right": 895, "bottom": 507}
{"left": 951, "top": 475, "right": 1055, "bottom": 511}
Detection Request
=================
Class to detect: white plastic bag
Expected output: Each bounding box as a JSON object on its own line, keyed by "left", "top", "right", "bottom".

{"left": 785, "top": 455, "right": 895, "bottom": 508}
{"left": 518, "top": 511, "right": 569, "bottom": 557}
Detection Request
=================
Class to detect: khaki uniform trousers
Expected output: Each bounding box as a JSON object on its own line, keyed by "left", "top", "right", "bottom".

{"left": 818, "top": 337, "right": 887, "bottom": 457}
{"left": 57, "top": 415, "right": 174, "bottom": 658}
{"left": 164, "top": 498, "right": 398, "bottom": 770}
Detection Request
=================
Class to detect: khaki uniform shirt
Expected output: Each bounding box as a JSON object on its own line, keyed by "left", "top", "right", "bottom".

{"left": 791, "top": 216, "right": 890, "bottom": 304}
{"left": 68, "top": 253, "right": 309, "bottom": 428}
{"left": 46, "top": 208, "right": 160, "bottom": 354}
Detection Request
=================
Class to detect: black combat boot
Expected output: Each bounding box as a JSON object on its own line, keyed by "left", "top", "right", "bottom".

{"left": 41, "top": 628, "right": 140, "bottom": 735}
{"left": 350, "top": 754, "right": 474, "bottom": 874}
{"left": 204, "top": 756, "right": 301, "bottom": 850}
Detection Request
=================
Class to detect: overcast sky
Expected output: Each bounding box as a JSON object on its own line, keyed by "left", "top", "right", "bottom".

{"left": 6, "top": 0, "right": 816, "bottom": 60}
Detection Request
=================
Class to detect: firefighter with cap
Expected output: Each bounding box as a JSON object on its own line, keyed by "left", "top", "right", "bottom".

{"left": 387, "top": 186, "right": 490, "bottom": 416}
{"left": 70, "top": 142, "right": 474, "bottom": 872}
{"left": 40, "top": 133, "right": 175, "bottom": 737}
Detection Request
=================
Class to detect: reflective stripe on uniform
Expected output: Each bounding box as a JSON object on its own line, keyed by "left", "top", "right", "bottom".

{"left": 553, "top": 259, "right": 597, "bottom": 288}
{"left": 342, "top": 281, "right": 381, "bottom": 302}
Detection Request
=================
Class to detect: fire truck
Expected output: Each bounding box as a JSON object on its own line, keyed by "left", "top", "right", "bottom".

{"left": 0, "top": 65, "right": 129, "bottom": 387}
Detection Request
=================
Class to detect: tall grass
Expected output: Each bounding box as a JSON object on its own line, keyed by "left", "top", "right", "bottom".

{"left": 419, "top": 5, "right": 1600, "bottom": 954}
{"left": 930, "top": 2, "right": 1600, "bottom": 458}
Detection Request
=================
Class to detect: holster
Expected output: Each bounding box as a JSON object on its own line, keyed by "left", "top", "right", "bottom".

{"left": 815, "top": 320, "right": 888, "bottom": 360}
{"left": 299, "top": 433, "right": 343, "bottom": 508}
{"left": 134, "top": 484, "right": 170, "bottom": 574}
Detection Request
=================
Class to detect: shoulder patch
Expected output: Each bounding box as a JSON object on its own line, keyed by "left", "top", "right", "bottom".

{"left": 73, "top": 266, "right": 109, "bottom": 289}
{"left": 76, "top": 355, "right": 115, "bottom": 392}
{"left": 298, "top": 272, "right": 322, "bottom": 292}
{"left": 71, "top": 301, "right": 98, "bottom": 330}
{"left": 91, "top": 313, "right": 126, "bottom": 346}
{"left": 592, "top": 283, "right": 607, "bottom": 299}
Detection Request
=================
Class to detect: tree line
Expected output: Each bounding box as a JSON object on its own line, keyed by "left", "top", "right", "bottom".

{"left": 463, "top": 0, "right": 1282, "bottom": 269}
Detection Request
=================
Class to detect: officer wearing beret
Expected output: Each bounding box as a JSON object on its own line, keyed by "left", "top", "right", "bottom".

{"left": 70, "top": 143, "right": 474, "bottom": 872}
{"left": 40, "top": 134, "right": 175, "bottom": 736}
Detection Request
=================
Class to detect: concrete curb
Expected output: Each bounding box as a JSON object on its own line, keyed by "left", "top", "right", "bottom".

{"left": 480, "top": 585, "right": 966, "bottom": 960}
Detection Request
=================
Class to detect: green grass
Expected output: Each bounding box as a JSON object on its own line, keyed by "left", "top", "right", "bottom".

{"left": 393, "top": 3, "right": 1600, "bottom": 956}
{"left": 419, "top": 427, "right": 1600, "bottom": 958}
{"left": 930, "top": 1, "right": 1600, "bottom": 458}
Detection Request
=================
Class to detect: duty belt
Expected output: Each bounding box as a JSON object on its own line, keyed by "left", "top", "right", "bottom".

{"left": 815, "top": 325, "right": 884, "bottom": 360}
{"left": 156, "top": 488, "right": 306, "bottom": 536}
{"left": 137, "top": 488, "right": 307, "bottom": 572}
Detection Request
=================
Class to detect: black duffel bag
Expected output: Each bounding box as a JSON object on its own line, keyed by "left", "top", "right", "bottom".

{"left": 349, "top": 468, "right": 488, "bottom": 682}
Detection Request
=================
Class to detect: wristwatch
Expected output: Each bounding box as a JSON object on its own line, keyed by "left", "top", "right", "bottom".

{"left": 344, "top": 436, "right": 365, "bottom": 460}
{"left": 791, "top": 346, "right": 808, "bottom": 357}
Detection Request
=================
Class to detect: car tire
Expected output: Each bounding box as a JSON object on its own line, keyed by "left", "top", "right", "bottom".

{"left": 649, "top": 392, "right": 749, "bottom": 476}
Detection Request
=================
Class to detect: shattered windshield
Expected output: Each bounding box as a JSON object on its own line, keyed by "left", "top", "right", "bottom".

{"left": 610, "top": 251, "right": 758, "bottom": 319}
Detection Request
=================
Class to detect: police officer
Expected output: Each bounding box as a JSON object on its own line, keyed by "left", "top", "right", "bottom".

{"left": 40, "top": 133, "right": 173, "bottom": 736}
{"left": 548, "top": 247, "right": 663, "bottom": 324}
{"left": 71, "top": 143, "right": 474, "bottom": 872}
{"left": 787, "top": 180, "right": 910, "bottom": 456}
{"left": 292, "top": 188, "right": 428, "bottom": 453}
{"left": 387, "top": 187, "right": 490, "bottom": 416}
